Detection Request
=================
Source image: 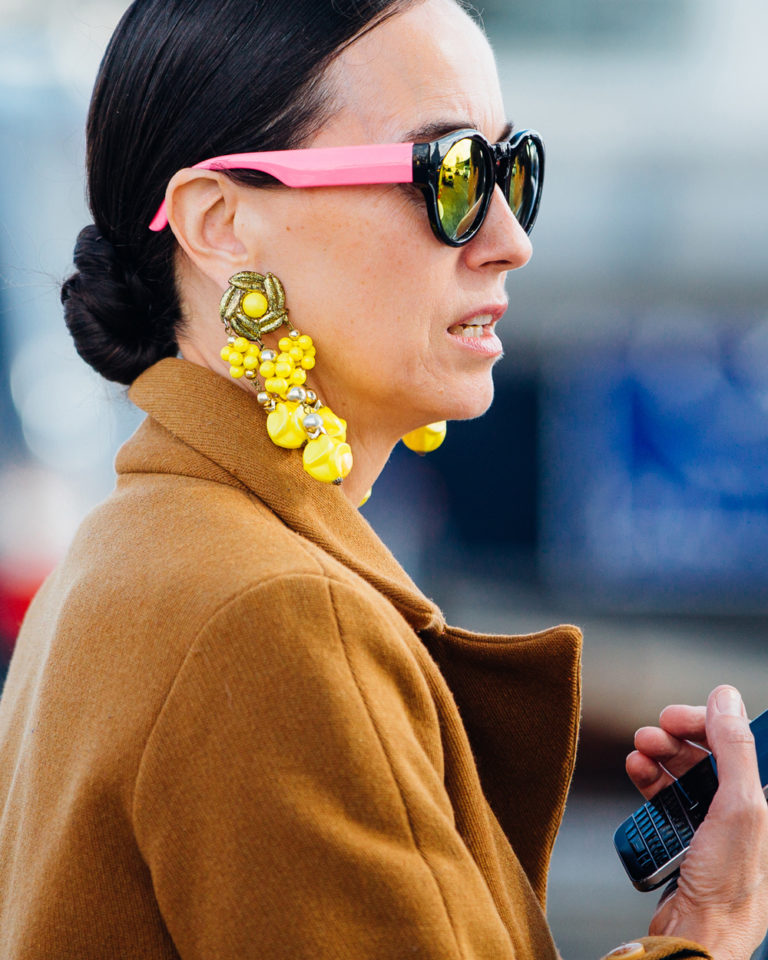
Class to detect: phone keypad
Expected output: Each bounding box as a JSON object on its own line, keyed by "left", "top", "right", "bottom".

{"left": 627, "top": 759, "right": 716, "bottom": 870}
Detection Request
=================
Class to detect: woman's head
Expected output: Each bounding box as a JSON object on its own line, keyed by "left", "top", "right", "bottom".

{"left": 62, "top": 0, "right": 416, "bottom": 385}
{"left": 64, "top": 0, "right": 533, "bottom": 476}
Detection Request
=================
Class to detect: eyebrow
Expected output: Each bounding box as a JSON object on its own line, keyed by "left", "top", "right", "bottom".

{"left": 401, "top": 119, "right": 515, "bottom": 143}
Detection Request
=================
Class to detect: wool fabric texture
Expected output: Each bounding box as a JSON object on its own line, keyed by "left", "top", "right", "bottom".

{"left": 0, "top": 358, "right": 710, "bottom": 960}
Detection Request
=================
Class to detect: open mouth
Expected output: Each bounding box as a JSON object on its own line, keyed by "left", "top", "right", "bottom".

{"left": 447, "top": 314, "right": 495, "bottom": 338}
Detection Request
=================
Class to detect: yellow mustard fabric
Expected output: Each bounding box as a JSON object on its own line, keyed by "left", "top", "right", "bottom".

{"left": 0, "top": 358, "right": 711, "bottom": 959}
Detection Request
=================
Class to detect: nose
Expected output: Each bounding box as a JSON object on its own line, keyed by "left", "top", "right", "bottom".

{"left": 461, "top": 184, "right": 533, "bottom": 273}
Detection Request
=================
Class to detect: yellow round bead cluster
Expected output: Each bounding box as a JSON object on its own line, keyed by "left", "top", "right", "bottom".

{"left": 258, "top": 332, "right": 316, "bottom": 398}
{"left": 219, "top": 331, "right": 316, "bottom": 392}
{"left": 219, "top": 337, "right": 262, "bottom": 380}
{"left": 221, "top": 331, "right": 317, "bottom": 394}
{"left": 219, "top": 328, "right": 351, "bottom": 485}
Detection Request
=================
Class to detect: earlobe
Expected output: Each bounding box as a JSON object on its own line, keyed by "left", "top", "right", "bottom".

{"left": 164, "top": 169, "right": 249, "bottom": 275}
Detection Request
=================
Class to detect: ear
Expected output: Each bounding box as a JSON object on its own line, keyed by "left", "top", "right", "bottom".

{"left": 164, "top": 169, "right": 262, "bottom": 286}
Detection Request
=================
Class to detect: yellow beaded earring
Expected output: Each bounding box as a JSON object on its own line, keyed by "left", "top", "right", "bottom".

{"left": 401, "top": 421, "right": 447, "bottom": 454}
{"left": 219, "top": 272, "right": 353, "bottom": 484}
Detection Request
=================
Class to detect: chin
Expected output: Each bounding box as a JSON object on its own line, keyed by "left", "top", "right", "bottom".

{"left": 441, "top": 375, "right": 495, "bottom": 422}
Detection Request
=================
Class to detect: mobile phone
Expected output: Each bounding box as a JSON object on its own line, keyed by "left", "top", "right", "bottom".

{"left": 614, "top": 708, "right": 768, "bottom": 891}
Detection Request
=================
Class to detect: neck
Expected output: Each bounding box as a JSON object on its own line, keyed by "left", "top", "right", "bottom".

{"left": 339, "top": 428, "right": 397, "bottom": 509}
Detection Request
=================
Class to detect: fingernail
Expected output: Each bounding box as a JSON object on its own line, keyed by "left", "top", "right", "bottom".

{"left": 716, "top": 686, "right": 742, "bottom": 716}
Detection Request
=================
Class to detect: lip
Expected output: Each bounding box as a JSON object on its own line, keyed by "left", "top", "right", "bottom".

{"left": 452, "top": 302, "right": 509, "bottom": 328}
{"left": 445, "top": 302, "right": 508, "bottom": 357}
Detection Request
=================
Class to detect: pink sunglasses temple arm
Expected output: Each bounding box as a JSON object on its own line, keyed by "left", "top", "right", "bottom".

{"left": 148, "top": 142, "right": 415, "bottom": 232}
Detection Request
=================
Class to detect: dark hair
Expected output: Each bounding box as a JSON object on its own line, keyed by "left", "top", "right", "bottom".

{"left": 61, "top": 0, "right": 415, "bottom": 385}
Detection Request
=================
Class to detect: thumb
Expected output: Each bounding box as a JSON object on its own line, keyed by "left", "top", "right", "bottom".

{"left": 706, "top": 685, "right": 761, "bottom": 795}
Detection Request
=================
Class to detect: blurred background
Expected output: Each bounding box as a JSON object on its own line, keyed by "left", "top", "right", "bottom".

{"left": 1, "top": 0, "right": 766, "bottom": 955}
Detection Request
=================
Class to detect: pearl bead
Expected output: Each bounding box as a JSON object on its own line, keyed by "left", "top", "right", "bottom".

{"left": 257, "top": 392, "right": 270, "bottom": 405}
{"left": 289, "top": 329, "right": 300, "bottom": 340}
{"left": 305, "top": 390, "right": 317, "bottom": 404}
{"left": 260, "top": 349, "right": 276, "bottom": 363}
{"left": 302, "top": 413, "right": 323, "bottom": 432}
{"left": 245, "top": 370, "right": 256, "bottom": 379}
{"left": 286, "top": 386, "right": 307, "bottom": 403}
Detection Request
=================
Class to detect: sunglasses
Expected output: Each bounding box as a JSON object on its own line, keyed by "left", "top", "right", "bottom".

{"left": 149, "top": 127, "right": 544, "bottom": 247}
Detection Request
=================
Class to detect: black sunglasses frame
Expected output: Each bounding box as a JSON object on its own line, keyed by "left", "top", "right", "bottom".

{"left": 411, "top": 128, "right": 545, "bottom": 247}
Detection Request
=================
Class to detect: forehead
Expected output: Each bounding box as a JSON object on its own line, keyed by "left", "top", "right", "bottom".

{"left": 322, "top": 0, "right": 506, "bottom": 144}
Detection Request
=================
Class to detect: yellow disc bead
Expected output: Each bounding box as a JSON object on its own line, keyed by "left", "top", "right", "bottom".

{"left": 229, "top": 366, "right": 246, "bottom": 379}
{"left": 259, "top": 361, "right": 276, "bottom": 378}
{"left": 303, "top": 435, "right": 353, "bottom": 484}
{"left": 297, "top": 335, "right": 313, "bottom": 350}
{"left": 242, "top": 291, "right": 268, "bottom": 319}
{"left": 278, "top": 337, "right": 293, "bottom": 353}
{"left": 291, "top": 369, "right": 307, "bottom": 386}
{"left": 289, "top": 346, "right": 304, "bottom": 363}
{"left": 401, "top": 421, "right": 447, "bottom": 454}
{"left": 232, "top": 337, "right": 250, "bottom": 353}
{"left": 301, "top": 356, "right": 316, "bottom": 370}
{"left": 317, "top": 406, "right": 347, "bottom": 442}
{"left": 274, "top": 360, "right": 293, "bottom": 378}
{"left": 229, "top": 352, "right": 244, "bottom": 367}
{"left": 220, "top": 346, "right": 234, "bottom": 362}
{"left": 266, "top": 401, "right": 307, "bottom": 449}
{"left": 243, "top": 354, "right": 260, "bottom": 370}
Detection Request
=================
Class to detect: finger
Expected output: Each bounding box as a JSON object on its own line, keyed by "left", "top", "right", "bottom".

{"left": 626, "top": 749, "right": 675, "bottom": 800}
{"left": 657, "top": 704, "right": 708, "bottom": 746}
{"left": 705, "top": 685, "right": 763, "bottom": 796}
{"left": 634, "top": 725, "right": 712, "bottom": 779}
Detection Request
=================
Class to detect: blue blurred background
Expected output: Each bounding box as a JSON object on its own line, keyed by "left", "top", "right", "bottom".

{"left": 1, "top": 0, "right": 767, "bottom": 955}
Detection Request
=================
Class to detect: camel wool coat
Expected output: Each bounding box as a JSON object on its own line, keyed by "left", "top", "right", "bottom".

{"left": 0, "top": 358, "right": 710, "bottom": 960}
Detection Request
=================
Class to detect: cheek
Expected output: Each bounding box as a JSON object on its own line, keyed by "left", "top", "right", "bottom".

{"left": 273, "top": 190, "right": 446, "bottom": 338}
{"left": 256, "top": 190, "right": 460, "bottom": 414}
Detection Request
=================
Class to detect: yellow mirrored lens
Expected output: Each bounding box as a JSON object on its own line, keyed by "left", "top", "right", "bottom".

{"left": 510, "top": 155, "right": 525, "bottom": 220}
{"left": 437, "top": 138, "right": 486, "bottom": 240}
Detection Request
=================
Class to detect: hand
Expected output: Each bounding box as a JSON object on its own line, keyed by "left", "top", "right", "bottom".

{"left": 626, "top": 685, "right": 768, "bottom": 960}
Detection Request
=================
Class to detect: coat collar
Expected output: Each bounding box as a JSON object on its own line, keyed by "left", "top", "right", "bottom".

{"left": 125, "top": 357, "right": 445, "bottom": 633}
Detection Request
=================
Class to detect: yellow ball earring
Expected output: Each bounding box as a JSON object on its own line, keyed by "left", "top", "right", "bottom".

{"left": 219, "top": 272, "right": 353, "bottom": 485}
{"left": 401, "top": 421, "right": 447, "bottom": 454}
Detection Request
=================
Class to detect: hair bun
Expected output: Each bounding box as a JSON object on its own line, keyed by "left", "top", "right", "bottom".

{"left": 62, "top": 224, "right": 176, "bottom": 385}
